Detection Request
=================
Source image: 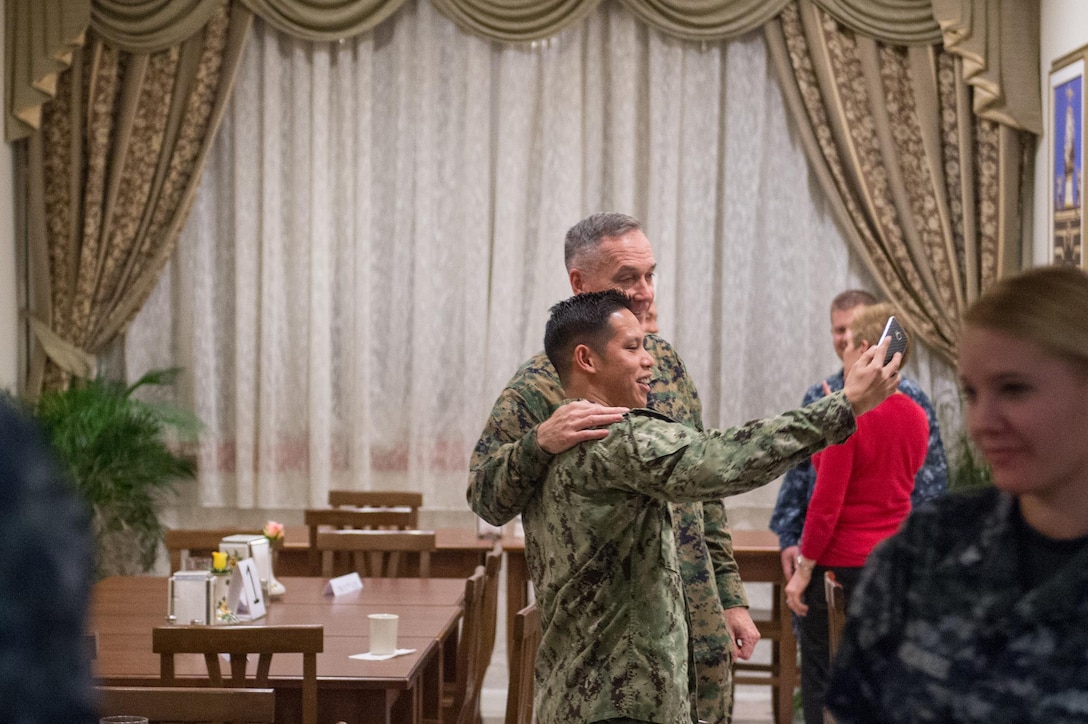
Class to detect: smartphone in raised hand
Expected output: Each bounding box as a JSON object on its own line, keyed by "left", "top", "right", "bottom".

{"left": 878, "top": 316, "right": 907, "bottom": 366}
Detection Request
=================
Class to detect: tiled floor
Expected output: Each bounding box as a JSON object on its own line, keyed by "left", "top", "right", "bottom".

{"left": 478, "top": 566, "right": 784, "bottom": 723}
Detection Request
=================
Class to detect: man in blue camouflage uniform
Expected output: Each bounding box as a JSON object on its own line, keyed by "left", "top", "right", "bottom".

{"left": 770, "top": 290, "right": 948, "bottom": 581}
{"left": 469, "top": 212, "right": 759, "bottom": 723}
{"left": 0, "top": 399, "right": 96, "bottom": 723}
{"left": 527, "top": 290, "right": 900, "bottom": 723}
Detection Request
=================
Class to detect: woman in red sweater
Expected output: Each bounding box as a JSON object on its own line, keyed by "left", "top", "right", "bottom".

{"left": 785, "top": 303, "right": 930, "bottom": 724}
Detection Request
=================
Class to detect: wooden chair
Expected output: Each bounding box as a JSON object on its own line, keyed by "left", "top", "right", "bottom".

{"left": 823, "top": 571, "right": 847, "bottom": 724}
{"left": 504, "top": 603, "right": 540, "bottom": 724}
{"left": 165, "top": 528, "right": 263, "bottom": 573}
{"left": 152, "top": 624, "right": 323, "bottom": 724}
{"left": 439, "top": 566, "right": 486, "bottom": 724}
{"left": 732, "top": 579, "right": 793, "bottom": 722}
{"left": 327, "top": 490, "right": 423, "bottom": 528}
{"left": 305, "top": 508, "right": 417, "bottom": 575}
{"left": 473, "top": 546, "right": 503, "bottom": 717}
{"left": 97, "top": 685, "right": 276, "bottom": 723}
{"left": 825, "top": 570, "right": 846, "bottom": 660}
{"left": 313, "top": 529, "right": 436, "bottom": 578}
{"left": 438, "top": 545, "right": 502, "bottom": 724}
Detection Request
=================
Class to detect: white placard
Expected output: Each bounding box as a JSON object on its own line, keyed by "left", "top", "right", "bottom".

{"left": 229, "top": 557, "right": 267, "bottom": 620}
{"left": 323, "top": 572, "right": 364, "bottom": 596}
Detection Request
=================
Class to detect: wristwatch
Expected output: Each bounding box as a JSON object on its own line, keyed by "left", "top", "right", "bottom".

{"left": 796, "top": 554, "right": 816, "bottom": 571}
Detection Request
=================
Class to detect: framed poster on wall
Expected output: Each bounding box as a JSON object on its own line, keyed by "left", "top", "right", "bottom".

{"left": 1050, "top": 47, "right": 1088, "bottom": 267}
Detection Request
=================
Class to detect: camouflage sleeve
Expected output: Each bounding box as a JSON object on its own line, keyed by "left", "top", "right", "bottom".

{"left": 898, "top": 379, "right": 949, "bottom": 503}
{"left": 467, "top": 385, "right": 553, "bottom": 526}
{"left": 649, "top": 336, "right": 751, "bottom": 608}
{"left": 617, "top": 392, "right": 856, "bottom": 503}
{"left": 703, "top": 499, "right": 747, "bottom": 608}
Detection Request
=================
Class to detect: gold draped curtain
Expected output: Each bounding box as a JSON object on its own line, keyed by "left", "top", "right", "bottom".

{"left": 24, "top": 3, "right": 251, "bottom": 391}
{"left": 765, "top": 0, "right": 1035, "bottom": 365}
{"left": 7, "top": 0, "right": 1040, "bottom": 389}
{"left": 8, "top": 0, "right": 1039, "bottom": 138}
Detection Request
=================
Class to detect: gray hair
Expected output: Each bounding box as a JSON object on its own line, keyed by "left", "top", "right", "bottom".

{"left": 564, "top": 212, "right": 643, "bottom": 270}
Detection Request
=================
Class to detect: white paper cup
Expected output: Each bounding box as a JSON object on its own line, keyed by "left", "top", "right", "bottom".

{"left": 368, "top": 613, "right": 399, "bottom": 655}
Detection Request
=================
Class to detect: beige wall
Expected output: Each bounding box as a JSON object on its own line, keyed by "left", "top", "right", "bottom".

{"left": 1036, "top": 0, "right": 1088, "bottom": 267}
{"left": 0, "top": 0, "right": 19, "bottom": 390}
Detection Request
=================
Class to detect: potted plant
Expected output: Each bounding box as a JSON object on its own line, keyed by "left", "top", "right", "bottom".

{"left": 31, "top": 368, "right": 200, "bottom": 578}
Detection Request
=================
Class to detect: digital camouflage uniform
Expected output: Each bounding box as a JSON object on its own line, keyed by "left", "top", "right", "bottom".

{"left": 828, "top": 487, "right": 1088, "bottom": 723}
{"left": 527, "top": 397, "right": 857, "bottom": 723}
{"left": 769, "top": 370, "right": 948, "bottom": 550}
{"left": 0, "top": 401, "right": 96, "bottom": 723}
{"left": 471, "top": 334, "right": 767, "bottom": 722}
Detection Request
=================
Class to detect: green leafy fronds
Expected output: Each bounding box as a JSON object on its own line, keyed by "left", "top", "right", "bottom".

{"left": 33, "top": 371, "right": 201, "bottom": 577}
{"left": 948, "top": 429, "right": 992, "bottom": 492}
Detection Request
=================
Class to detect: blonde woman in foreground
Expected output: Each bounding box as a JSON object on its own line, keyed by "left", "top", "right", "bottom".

{"left": 827, "top": 265, "right": 1088, "bottom": 723}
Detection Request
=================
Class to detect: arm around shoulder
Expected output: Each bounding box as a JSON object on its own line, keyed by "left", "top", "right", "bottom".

{"left": 467, "top": 383, "right": 556, "bottom": 525}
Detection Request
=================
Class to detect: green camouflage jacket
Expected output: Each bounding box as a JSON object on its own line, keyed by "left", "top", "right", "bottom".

{"left": 528, "top": 397, "right": 856, "bottom": 723}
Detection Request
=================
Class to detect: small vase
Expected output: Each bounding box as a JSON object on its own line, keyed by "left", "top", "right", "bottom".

{"left": 211, "top": 571, "right": 237, "bottom": 624}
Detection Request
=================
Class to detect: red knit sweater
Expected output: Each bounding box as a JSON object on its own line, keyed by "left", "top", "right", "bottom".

{"left": 800, "top": 393, "right": 929, "bottom": 567}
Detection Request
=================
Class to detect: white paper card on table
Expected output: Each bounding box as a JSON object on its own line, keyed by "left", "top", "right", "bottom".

{"left": 350, "top": 648, "right": 416, "bottom": 661}
{"left": 324, "top": 572, "right": 364, "bottom": 596}
{"left": 229, "top": 557, "right": 267, "bottom": 620}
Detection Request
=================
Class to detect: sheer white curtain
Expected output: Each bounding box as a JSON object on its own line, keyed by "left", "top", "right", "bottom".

{"left": 127, "top": 0, "right": 957, "bottom": 521}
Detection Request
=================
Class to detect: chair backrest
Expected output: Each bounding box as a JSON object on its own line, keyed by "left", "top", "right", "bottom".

{"left": 471, "top": 546, "right": 503, "bottom": 716}
{"left": 327, "top": 490, "right": 423, "bottom": 525}
{"left": 153, "top": 624, "right": 322, "bottom": 724}
{"left": 504, "top": 603, "right": 540, "bottom": 724}
{"left": 97, "top": 685, "right": 276, "bottom": 723}
{"left": 305, "top": 508, "right": 417, "bottom": 575}
{"left": 825, "top": 570, "right": 847, "bottom": 661}
{"left": 447, "top": 566, "right": 486, "bottom": 724}
{"left": 165, "top": 528, "right": 263, "bottom": 573}
{"left": 314, "top": 529, "right": 436, "bottom": 578}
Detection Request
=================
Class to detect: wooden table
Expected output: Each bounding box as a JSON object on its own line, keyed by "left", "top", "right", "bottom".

{"left": 91, "top": 576, "right": 466, "bottom": 724}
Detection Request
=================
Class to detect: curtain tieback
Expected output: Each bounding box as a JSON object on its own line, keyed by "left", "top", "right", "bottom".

{"left": 27, "top": 315, "right": 97, "bottom": 379}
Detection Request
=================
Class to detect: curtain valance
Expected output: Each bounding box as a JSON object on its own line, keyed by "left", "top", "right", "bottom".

{"left": 5, "top": 0, "right": 89, "bottom": 141}
{"left": 91, "top": 0, "right": 227, "bottom": 53}
{"left": 6, "top": 0, "right": 1042, "bottom": 139}
{"left": 812, "top": 0, "right": 940, "bottom": 44}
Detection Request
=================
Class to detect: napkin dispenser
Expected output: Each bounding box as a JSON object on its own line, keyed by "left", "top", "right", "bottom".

{"left": 167, "top": 570, "right": 215, "bottom": 625}
{"left": 220, "top": 534, "right": 272, "bottom": 592}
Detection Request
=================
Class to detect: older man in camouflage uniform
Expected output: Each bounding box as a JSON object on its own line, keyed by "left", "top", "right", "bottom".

{"left": 469, "top": 212, "right": 758, "bottom": 722}
{"left": 521, "top": 290, "right": 898, "bottom": 723}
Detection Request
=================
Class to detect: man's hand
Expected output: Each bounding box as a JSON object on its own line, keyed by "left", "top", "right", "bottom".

{"left": 724, "top": 607, "right": 761, "bottom": 660}
{"left": 842, "top": 337, "right": 901, "bottom": 417}
{"left": 780, "top": 545, "right": 800, "bottom": 579}
{"left": 535, "top": 400, "right": 629, "bottom": 455}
